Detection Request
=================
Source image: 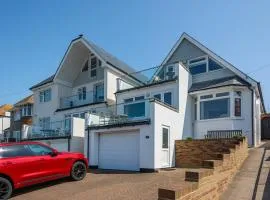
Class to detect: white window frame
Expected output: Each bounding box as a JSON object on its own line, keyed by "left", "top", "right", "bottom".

{"left": 39, "top": 88, "right": 51, "bottom": 103}
{"left": 188, "top": 55, "right": 223, "bottom": 75}
{"left": 152, "top": 90, "right": 174, "bottom": 106}
{"left": 90, "top": 55, "right": 97, "bottom": 78}
{"left": 123, "top": 95, "right": 146, "bottom": 119}
{"left": 78, "top": 86, "right": 87, "bottom": 101}
{"left": 198, "top": 91, "right": 231, "bottom": 121}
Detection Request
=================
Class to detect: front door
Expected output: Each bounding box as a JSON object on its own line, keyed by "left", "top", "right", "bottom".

{"left": 161, "top": 126, "right": 170, "bottom": 167}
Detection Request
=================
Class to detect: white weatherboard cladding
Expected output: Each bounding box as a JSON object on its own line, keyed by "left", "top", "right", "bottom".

{"left": 99, "top": 131, "right": 140, "bottom": 171}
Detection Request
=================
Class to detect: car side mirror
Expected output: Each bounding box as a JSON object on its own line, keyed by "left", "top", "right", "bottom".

{"left": 49, "top": 151, "right": 58, "bottom": 157}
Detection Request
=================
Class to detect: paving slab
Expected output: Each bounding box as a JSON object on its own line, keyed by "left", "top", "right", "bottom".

{"left": 220, "top": 147, "right": 265, "bottom": 200}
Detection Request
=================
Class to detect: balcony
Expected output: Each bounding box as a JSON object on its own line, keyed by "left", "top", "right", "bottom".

{"left": 59, "top": 90, "right": 104, "bottom": 110}
{"left": 86, "top": 99, "right": 151, "bottom": 128}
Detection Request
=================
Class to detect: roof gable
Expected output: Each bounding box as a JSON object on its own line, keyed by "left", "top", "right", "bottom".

{"left": 161, "top": 33, "right": 257, "bottom": 86}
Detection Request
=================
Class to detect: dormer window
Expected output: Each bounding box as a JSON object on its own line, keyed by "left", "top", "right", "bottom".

{"left": 188, "top": 56, "right": 223, "bottom": 75}
{"left": 82, "top": 60, "right": 89, "bottom": 72}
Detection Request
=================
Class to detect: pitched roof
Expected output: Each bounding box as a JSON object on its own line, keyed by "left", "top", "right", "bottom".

{"left": 83, "top": 39, "right": 148, "bottom": 83}
{"left": 0, "top": 104, "right": 13, "bottom": 115}
{"left": 14, "top": 95, "right": 34, "bottom": 107}
{"left": 160, "top": 32, "right": 265, "bottom": 112}
{"left": 30, "top": 75, "right": 55, "bottom": 90}
{"left": 189, "top": 76, "right": 250, "bottom": 93}
{"left": 30, "top": 36, "right": 147, "bottom": 90}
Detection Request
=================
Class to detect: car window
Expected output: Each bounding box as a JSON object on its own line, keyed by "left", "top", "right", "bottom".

{"left": 0, "top": 145, "right": 33, "bottom": 158}
{"left": 28, "top": 144, "right": 53, "bottom": 156}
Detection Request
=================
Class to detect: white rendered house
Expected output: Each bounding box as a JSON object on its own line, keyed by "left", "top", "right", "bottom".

{"left": 85, "top": 33, "right": 265, "bottom": 172}
{"left": 29, "top": 35, "right": 146, "bottom": 151}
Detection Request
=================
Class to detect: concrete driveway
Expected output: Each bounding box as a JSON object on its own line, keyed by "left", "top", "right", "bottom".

{"left": 11, "top": 169, "right": 187, "bottom": 200}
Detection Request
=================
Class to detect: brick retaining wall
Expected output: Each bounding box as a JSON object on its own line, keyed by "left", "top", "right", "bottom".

{"left": 159, "top": 138, "right": 248, "bottom": 200}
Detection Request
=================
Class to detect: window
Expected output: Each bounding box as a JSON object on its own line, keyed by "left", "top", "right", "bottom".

{"left": 28, "top": 144, "right": 53, "bottom": 156}
{"left": 200, "top": 94, "right": 213, "bottom": 100}
{"left": 216, "top": 92, "right": 230, "bottom": 97}
{"left": 162, "top": 127, "right": 169, "bottom": 149}
{"left": 188, "top": 56, "right": 223, "bottom": 75}
{"left": 39, "top": 117, "right": 51, "bottom": 129}
{"left": 124, "top": 98, "right": 133, "bottom": 103}
{"left": 78, "top": 87, "right": 86, "bottom": 100}
{"left": 189, "top": 63, "right": 207, "bottom": 75}
{"left": 164, "top": 92, "right": 172, "bottom": 105}
{"left": 82, "top": 60, "right": 89, "bottom": 72}
{"left": 40, "top": 89, "right": 51, "bottom": 103}
{"left": 20, "top": 104, "right": 32, "bottom": 117}
{"left": 94, "top": 83, "right": 104, "bottom": 101}
{"left": 235, "top": 98, "right": 241, "bottom": 117}
{"left": 153, "top": 94, "right": 161, "bottom": 101}
{"left": 135, "top": 96, "right": 144, "bottom": 101}
{"left": 189, "top": 57, "right": 207, "bottom": 75}
{"left": 0, "top": 145, "right": 33, "bottom": 158}
{"left": 209, "top": 58, "right": 222, "bottom": 71}
{"left": 124, "top": 102, "right": 145, "bottom": 118}
{"left": 90, "top": 57, "right": 97, "bottom": 77}
{"left": 200, "top": 98, "right": 230, "bottom": 120}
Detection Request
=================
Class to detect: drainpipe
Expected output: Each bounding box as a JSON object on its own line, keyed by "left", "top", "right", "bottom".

{"left": 87, "top": 128, "right": 90, "bottom": 163}
{"left": 249, "top": 87, "right": 254, "bottom": 146}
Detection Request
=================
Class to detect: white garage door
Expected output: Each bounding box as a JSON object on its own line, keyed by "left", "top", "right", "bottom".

{"left": 99, "top": 131, "right": 140, "bottom": 171}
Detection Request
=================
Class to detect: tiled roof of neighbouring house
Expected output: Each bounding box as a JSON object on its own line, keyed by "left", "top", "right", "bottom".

{"left": 188, "top": 76, "right": 250, "bottom": 93}
{"left": 14, "top": 94, "right": 34, "bottom": 107}
{"left": 0, "top": 104, "right": 13, "bottom": 115}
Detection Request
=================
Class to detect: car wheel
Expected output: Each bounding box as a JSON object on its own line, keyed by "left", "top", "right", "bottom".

{"left": 71, "top": 161, "right": 87, "bottom": 181}
{"left": 0, "top": 177, "right": 12, "bottom": 200}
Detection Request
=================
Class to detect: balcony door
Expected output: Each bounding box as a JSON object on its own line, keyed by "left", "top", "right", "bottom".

{"left": 94, "top": 83, "right": 104, "bottom": 102}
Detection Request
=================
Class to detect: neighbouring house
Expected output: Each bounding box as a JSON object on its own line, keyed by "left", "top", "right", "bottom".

{"left": 261, "top": 113, "right": 270, "bottom": 139}
{"left": 0, "top": 104, "right": 13, "bottom": 141}
{"left": 85, "top": 33, "right": 265, "bottom": 172}
{"left": 8, "top": 95, "right": 34, "bottom": 141}
{"left": 28, "top": 35, "right": 146, "bottom": 152}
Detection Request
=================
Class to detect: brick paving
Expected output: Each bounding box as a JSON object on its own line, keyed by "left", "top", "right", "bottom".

{"left": 11, "top": 168, "right": 189, "bottom": 200}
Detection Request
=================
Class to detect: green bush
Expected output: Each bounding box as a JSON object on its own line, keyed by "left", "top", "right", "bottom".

{"left": 186, "top": 137, "right": 193, "bottom": 141}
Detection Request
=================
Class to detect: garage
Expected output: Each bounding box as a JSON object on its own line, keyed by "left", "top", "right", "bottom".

{"left": 98, "top": 131, "right": 140, "bottom": 171}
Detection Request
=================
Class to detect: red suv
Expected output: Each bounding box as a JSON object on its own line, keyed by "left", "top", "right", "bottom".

{"left": 0, "top": 141, "right": 88, "bottom": 199}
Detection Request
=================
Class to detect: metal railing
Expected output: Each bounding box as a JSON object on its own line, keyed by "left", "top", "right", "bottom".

{"left": 205, "top": 130, "right": 243, "bottom": 139}
{"left": 117, "top": 64, "right": 179, "bottom": 91}
{"left": 59, "top": 90, "right": 104, "bottom": 109}
{"left": 86, "top": 99, "right": 152, "bottom": 127}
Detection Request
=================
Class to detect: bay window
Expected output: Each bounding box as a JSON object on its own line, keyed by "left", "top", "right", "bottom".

{"left": 196, "top": 91, "right": 242, "bottom": 120}
{"left": 200, "top": 98, "right": 230, "bottom": 120}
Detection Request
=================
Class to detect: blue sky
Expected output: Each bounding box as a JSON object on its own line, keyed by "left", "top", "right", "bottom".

{"left": 0, "top": 0, "right": 270, "bottom": 111}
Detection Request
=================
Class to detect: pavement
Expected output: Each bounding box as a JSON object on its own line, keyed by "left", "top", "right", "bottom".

{"left": 220, "top": 145, "right": 265, "bottom": 200}
{"left": 11, "top": 168, "right": 189, "bottom": 200}
{"left": 254, "top": 142, "right": 270, "bottom": 200}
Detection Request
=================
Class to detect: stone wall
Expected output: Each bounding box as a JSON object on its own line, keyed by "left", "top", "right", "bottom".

{"left": 159, "top": 138, "right": 248, "bottom": 200}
